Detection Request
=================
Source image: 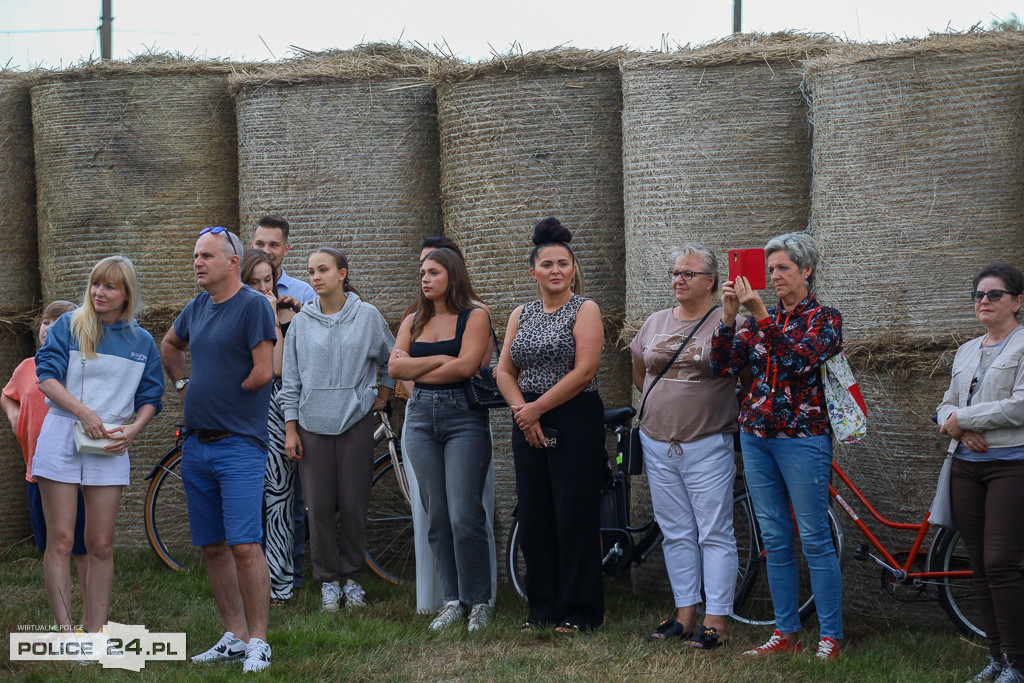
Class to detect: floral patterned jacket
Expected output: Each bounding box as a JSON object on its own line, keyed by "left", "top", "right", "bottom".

{"left": 709, "top": 294, "right": 842, "bottom": 438}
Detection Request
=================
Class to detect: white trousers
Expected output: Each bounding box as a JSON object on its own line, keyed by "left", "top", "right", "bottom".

{"left": 640, "top": 429, "right": 738, "bottom": 615}
{"left": 402, "top": 423, "right": 497, "bottom": 613}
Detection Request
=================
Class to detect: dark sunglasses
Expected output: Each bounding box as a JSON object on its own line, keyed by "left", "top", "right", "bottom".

{"left": 970, "top": 289, "right": 1017, "bottom": 303}
{"left": 198, "top": 226, "right": 238, "bottom": 257}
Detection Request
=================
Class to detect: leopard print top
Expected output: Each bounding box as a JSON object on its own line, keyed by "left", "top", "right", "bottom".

{"left": 510, "top": 293, "right": 599, "bottom": 394}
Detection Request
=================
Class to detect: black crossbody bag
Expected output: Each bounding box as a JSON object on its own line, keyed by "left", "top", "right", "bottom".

{"left": 626, "top": 305, "right": 719, "bottom": 475}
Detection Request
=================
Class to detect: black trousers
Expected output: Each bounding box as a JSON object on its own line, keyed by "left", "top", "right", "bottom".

{"left": 512, "top": 390, "right": 605, "bottom": 630}
{"left": 952, "top": 457, "right": 1024, "bottom": 662}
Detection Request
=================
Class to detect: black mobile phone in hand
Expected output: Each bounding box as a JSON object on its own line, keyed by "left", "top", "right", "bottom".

{"left": 542, "top": 427, "right": 558, "bottom": 449}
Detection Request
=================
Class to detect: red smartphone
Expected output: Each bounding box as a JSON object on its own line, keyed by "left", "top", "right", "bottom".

{"left": 728, "top": 249, "right": 767, "bottom": 290}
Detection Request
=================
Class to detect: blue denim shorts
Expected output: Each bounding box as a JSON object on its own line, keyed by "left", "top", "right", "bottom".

{"left": 181, "top": 434, "right": 267, "bottom": 547}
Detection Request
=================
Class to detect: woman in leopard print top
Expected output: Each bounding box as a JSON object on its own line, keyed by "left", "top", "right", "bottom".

{"left": 495, "top": 217, "right": 606, "bottom": 632}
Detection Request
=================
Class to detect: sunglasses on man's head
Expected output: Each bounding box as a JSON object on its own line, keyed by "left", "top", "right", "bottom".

{"left": 199, "top": 226, "right": 238, "bottom": 256}
{"left": 970, "top": 289, "right": 1015, "bottom": 303}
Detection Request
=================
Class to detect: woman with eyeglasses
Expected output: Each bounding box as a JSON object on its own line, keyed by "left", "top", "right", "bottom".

{"left": 629, "top": 245, "right": 743, "bottom": 649}
{"left": 709, "top": 232, "right": 844, "bottom": 661}
{"left": 937, "top": 262, "right": 1024, "bottom": 682}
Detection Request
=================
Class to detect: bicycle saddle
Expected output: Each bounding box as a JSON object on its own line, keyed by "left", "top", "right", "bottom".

{"left": 603, "top": 406, "right": 636, "bottom": 427}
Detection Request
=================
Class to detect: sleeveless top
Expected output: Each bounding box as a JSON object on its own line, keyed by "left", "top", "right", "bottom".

{"left": 409, "top": 308, "right": 474, "bottom": 390}
{"left": 510, "top": 293, "right": 598, "bottom": 395}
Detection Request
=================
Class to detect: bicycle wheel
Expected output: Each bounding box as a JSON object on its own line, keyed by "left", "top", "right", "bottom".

{"left": 935, "top": 529, "right": 987, "bottom": 639}
{"left": 144, "top": 448, "right": 201, "bottom": 572}
{"left": 365, "top": 458, "right": 414, "bottom": 584}
{"left": 505, "top": 516, "right": 527, "bottom": 600}
{"left": 731, "top": 491, "right": 844, "bottom": 626}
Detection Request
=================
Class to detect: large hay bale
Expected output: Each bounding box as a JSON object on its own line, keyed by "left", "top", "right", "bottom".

{"left": 0, "top": 322, "right": 37, "bottom": 549}
{"left": 435, "top": 48, "right": 626, "bottom": 332}
{"left": 30, "top": 56, "right": 240, "bottom": 312}
{"left": 621, "top": 33, "right": 835, "bottom": 334}
{"left": 232, "top": 46, "right": 442, "bottom": 325}
{"left": 620, "top": 33, "right": 835, "bottom": 597}
{"left": 0, "top": 74, "right": 41, "bottom": 314}
{"left": 806, "top": 33, "right": 1024, "bottom": 348}
{"left": 833, "top": 356, "right": 953, "bottom": 625}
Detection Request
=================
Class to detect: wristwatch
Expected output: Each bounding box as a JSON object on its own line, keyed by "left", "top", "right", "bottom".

{"left": 174, "top": 377, "right": 190, "bottom": 391}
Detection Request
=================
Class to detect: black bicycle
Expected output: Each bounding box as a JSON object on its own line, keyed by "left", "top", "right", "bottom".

{"left": 503, "top": 406, "right": 844, "bottom": 626}
{"left": 144, "top": 404, "right": 414, "bottom": 583}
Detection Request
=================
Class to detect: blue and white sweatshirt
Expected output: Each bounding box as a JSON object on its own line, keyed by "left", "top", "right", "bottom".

{"left": 35, "top": 312, "right": 164, "bottom": 424}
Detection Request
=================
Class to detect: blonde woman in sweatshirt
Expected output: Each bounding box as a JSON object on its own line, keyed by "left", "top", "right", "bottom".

{"left": 278, "top": 247, "right": 395, "bottom": 612}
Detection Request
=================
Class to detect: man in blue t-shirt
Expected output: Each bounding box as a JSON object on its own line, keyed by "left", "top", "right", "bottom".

{"left": 161, "top": 227, "right": 276, "bottom": 673}
{"left": 250, "top": 214, "right": 313, "bottom": 590}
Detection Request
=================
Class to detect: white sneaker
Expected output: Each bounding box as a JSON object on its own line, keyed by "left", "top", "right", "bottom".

{"left": 429, "top": 601, "right": 465, "bottom": 631}
{"left": 191, "top": 631, "right": 246, "bottom": 663}
{"left": 242, "top": 637, "right": 271, "bottom": 673}
{"left": 341, "top": 579, "right": 367, "bottom": 609}
{"left": 321, "top": 581, "right": 342, "bottom": 612}
{"left": 467, "top": 603, "right": 492, "bottom": 632}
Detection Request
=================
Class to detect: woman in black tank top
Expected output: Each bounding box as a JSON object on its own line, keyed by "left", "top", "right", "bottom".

{"left": 389, "top": 248, "right": 495, "bottom": 632}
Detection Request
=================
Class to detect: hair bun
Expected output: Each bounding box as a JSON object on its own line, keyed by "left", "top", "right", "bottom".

{"left": 532, "top": 217, "right": 572, "bottom": 246}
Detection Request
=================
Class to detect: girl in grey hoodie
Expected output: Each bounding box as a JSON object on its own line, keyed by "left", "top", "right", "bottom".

{"left": 278, "top": 247, "right": 395, "bottom": 612}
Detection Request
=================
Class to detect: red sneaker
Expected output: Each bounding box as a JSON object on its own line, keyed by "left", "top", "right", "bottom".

{"left": 815, "top": 636, "right": 840, "bottom": 660}
{"left": 742, "top": 629, "right": 803, "bottom": 656}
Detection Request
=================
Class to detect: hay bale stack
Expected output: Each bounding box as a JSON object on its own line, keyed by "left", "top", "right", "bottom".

{"left": 0, "top": 73, "right": 41, "bottom": 313}
{"left": 620, "top": 33, "right": 835, "bottom": 597}
{"left": 833, "top": 357, "right": 953, "bottom": 624}
{"left": 806, "top": 33, "right": 1024, "bottom": 348}
{"left": 29, "top": 56, "right": 240, "bottom": 312}
{"left": 232, "top": 45, "right": 442, "bottom": 325}
{"left": 0, "top": 322, "right": 39, "bottom": 550}
{"left": 434, "top": 48, "right": 627, "bottom": 331}
{"left": 620, "top": 33, "right": 835, "bottom": 334}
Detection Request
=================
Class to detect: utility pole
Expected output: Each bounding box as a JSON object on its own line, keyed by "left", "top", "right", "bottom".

{"left": 733, "top": 0, "right": 742, "bottom": 34}
{"left": 99, "top": 0, "right": 112, "bottom": 59}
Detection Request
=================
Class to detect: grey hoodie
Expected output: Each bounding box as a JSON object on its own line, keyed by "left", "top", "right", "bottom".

{"left": 278, "top": 292, "right": 396, "bottom": 435}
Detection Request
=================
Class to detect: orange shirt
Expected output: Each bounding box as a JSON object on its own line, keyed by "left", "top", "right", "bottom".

{"left": 2, "top": 358, "right": 49, "bottom": 483}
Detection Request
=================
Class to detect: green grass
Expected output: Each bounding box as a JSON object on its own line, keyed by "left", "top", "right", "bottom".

{"left": 0, "top": 543, "right": 989, "bottom": 681}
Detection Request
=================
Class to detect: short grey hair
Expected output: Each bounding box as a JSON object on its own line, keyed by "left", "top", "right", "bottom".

{"left": 671, "top": 243, "right": 719, "bottom": 293}
{"left": 764, "top": 232, "right": 820, "bottom": 290}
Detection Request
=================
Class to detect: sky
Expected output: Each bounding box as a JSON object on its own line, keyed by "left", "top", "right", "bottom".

{"left": 1, "top": 0, "right": 1021, "bottom": 69}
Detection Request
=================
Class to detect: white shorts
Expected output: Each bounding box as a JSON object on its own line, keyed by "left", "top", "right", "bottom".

{"left": 31, "top": 413, "right": 130, "bottom": 487}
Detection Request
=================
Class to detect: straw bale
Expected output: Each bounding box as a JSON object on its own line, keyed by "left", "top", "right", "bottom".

{"left": 0, "top": 323, "right": 36, "bottom": 550}
{"left": 436, "top": 50, "right": 626, "bottom": 333}
{"left": 234, "top": 49, "right": 441, "bottom": 325}
{"left": 833, "top": 362, "right": 954, "bottom": 625}
{"left": 0, "top": 74, "right": 41, "bottom": 314}
{"left": 621, "top": 34, "right": 835, "bottom": 330}
{"left": 30, "top": 60, "right": 239, "bottom": 312}
{"left": 806, "top": 32, "right": 1024, "bottom": 346}
{"left": 230, "top": 42, "right": 435, "bottom": 88}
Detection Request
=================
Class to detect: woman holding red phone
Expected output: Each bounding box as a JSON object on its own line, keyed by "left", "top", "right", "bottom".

{"left": 709, "top": 231, "right": 844, "bottom": 661}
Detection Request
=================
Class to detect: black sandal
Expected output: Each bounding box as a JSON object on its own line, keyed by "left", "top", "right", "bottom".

{"left": 649, "top": 619, "right": 690, "bottom": 641}
{"left": 685, "top": 626, "right": 728, "bottom": 650}
{"left": 520, "top": 622, "right": 542, "bottom": 633}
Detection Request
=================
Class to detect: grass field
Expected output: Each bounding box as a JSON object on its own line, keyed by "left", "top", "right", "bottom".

{"left": 0, "top": 542, "right": 989, "bottom": 681}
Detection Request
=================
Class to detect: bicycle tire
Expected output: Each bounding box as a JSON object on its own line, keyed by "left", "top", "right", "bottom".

{"left": 935, "top": 529, "right": 987, "bottom": 639}
{"left": 731, "top": 492, "right": 844, "bottom": 626}
{"left": 144, "top": 448, "right": 201, "bottom": 572}
{"left": 505, "top": 516, "right": 527, "bottom": 600}
{"left": 364, "top": 458, "right": 415, "bottom": 584}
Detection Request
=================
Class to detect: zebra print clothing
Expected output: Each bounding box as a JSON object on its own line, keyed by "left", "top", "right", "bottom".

{"left": 265, "top": 378, "right": 296, "bottom": 601}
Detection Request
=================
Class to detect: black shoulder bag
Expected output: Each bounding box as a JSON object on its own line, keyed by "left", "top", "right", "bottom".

{"left": 626, "top": 305, "right": 719, "bottom": 475}
{"left": 466, "top": 325, "right": 508, "bottom": 410}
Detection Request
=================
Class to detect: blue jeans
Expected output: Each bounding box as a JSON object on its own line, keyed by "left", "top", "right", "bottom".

{"left": 404, "top": 387, "right": 493, "bottom": 604}
{"left": 740, "top": 432, "right": 843, "bottom": 639}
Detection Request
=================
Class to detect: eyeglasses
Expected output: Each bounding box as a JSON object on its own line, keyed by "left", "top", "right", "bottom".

{"left": 670, "top": 270, "right": 712, "bottom": 281}
{"left": 970, "top": 289, "right": 1016, "bottom": 303}
{"left": 199, "top": 226, "right": 238, "bottom": 257}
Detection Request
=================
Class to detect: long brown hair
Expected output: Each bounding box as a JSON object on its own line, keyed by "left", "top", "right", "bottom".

{"left": 411, "top": 247, "right": 475, "bottom": 341}
{"left": 240, "top": 248, "right": 279, "bottom": 297}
